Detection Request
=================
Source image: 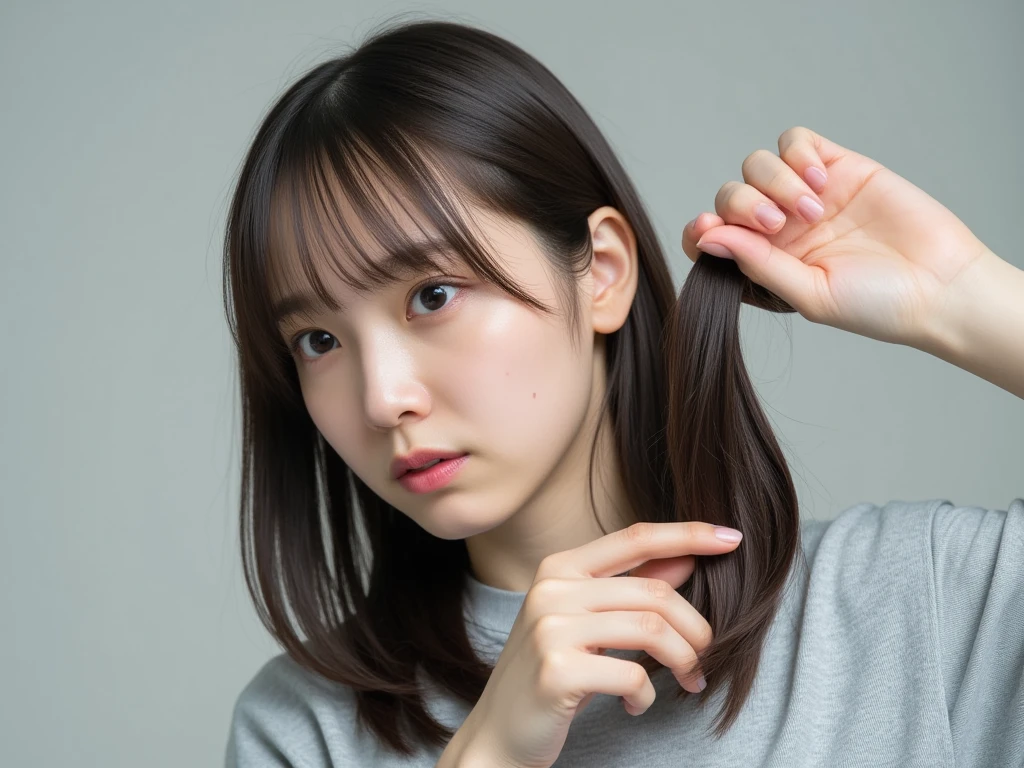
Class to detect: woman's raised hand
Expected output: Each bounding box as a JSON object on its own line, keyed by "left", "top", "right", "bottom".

{"left": 452, "top": 522, "right": 743, "bottom": 768}
{"left": 681, "top": 126, "right": 990, "bottom": 350}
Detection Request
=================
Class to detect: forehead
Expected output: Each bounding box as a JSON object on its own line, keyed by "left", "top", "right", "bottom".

{"left": 268, "top": 161, "right": 434, "bottom": 293}
{"left": 264, "top": 155, "right": 523, "bottom": 327}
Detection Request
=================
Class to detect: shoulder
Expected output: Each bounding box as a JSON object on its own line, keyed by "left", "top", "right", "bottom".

{"left": 234, "top": 651, "right": 353, "bottom": 710}
{"left": 802, "top": 495, "right": 1023, "bottom": 564}
{"left": 225, "top": 652, "right": 359, "bottom": 767}
{"left": 793, "top": 496, "right": 1024, "bottom": 614}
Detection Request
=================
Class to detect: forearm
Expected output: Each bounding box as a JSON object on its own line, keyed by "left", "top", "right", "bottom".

{"left": 435, "top": 731, "right": 469, "bottom": 768}
{"left": 919, "top": 247, "right": 1024, "bottom": 399}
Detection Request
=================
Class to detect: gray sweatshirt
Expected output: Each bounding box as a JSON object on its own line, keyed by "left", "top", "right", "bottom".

{"left": 225, "top": 497, "right": 1024, "bottom": 766}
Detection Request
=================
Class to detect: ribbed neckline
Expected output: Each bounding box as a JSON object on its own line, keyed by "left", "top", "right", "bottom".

{"left": 462, "top": 570, "right": 527, "bottom": 636}
{"left": 456, "top": 512, "right": 863, "bottom": 637}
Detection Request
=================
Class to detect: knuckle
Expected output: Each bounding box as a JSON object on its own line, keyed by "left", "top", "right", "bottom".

{"left": 643, "top": 578, "right": 672, "bottom": 600}
{"left": 780, "top": 125, "right": 808, "bottom": 145}
{"left": 692, "top": 619, "right": 715, "bottom": 651}
{"left": 779, "top": 126, "right": 816, "bottom": 158}
{"left": 680, "top": 649, "right": 701, "bottom": 677}
{"left": 638, "top": 610, "right": 668, "bottom": 636}
{"left": 764, "top": 166, "right": 788, "bottom": 194}
{"left": 533, "top": 613, "right": 567, "bottom": 647}
{"left": 625, "top": 521, "right": 657, "bottom": 545}
{"left": 529, "top": 577, "right": 562, "bottom": 603}
{"left": 713, "top": 180, "right": 739, "bottom": 209}
{"left": 536, "top": 649, "right": 570, "bottom": 695}
{"left": 534, "top": 554, "right": 562, "bottom": 580}
{"left": 741, "top": 149, "right": 770, "bottom": 175}
{"left": 625, "top": 661, "right": 648, "bottom": 691}
{"left": 522, "top": 587, "right": 545, "bottom": 618}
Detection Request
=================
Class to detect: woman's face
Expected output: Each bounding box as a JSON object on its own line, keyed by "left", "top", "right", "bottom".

{"left": 270, "top": 191, "right": 605, "bottom": 541}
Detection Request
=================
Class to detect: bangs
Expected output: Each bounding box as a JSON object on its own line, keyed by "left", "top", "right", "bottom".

{"left": 265, "top": 128, "right": 551, "bottom": 328}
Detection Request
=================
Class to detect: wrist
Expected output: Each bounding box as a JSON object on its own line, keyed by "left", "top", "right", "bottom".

{"left": 920, "top": 246, "right": 1024, "bottom": 398}
{"left": 437, "top": 721, "right": 497, "bottom": 768}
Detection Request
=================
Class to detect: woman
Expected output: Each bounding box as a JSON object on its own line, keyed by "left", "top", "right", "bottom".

{"left": 222, "top": 16, "right": 1023, "bottom": 767}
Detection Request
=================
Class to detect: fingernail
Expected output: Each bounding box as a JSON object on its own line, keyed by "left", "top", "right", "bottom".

{"left": 804, "top": 166, "right": 828, "bottom": 192}
{"left": 686, "top": 216, "right": 699, "bottom": 230}
{"left": 697, "top": 242, "right": 734, "bottom": 260}
{"left": 755, "top": 203, "right": 785, "bottom": 230}
{"left": 713, "top": 525, "right": 743, "bottom": 542}
{"left": 796, "top": 195, "right": 825, "bottom": 223}
{"left": 697, "top": 675, "right": 707, "bottom": 692}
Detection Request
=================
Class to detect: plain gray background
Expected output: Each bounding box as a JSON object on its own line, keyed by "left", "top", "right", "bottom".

{"left": 1, "top": 0, "right": 1021, "bottom": 765}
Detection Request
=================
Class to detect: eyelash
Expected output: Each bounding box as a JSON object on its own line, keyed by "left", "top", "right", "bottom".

{"left": 286, "top": 279, "right": 464, "bottom": 364}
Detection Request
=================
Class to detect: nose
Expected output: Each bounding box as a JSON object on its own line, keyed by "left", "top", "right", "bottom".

{"left": 359, "top": 328, "right": 430, "bottom": 430}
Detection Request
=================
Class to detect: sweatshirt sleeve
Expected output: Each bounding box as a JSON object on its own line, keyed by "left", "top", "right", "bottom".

{"left": 928, "top": 497, "right": 1024, "bottom": 766}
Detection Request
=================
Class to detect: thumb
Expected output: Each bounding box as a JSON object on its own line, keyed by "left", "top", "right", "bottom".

{"left": 696, "top": 224, "right": 822, "bottom": 319}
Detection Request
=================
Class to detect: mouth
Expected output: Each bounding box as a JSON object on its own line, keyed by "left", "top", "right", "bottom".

{"left": 395, "top": 454, "right": 470, "bottom": 494}
{"left": 403, "top": 458, "right": 447, "bottom": 475}
{"left": 391, "top": 450, "right": 470, "bottom": 480}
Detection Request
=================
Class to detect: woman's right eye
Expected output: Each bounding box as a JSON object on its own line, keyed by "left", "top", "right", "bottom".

{"left": 291, "top": 330, "right": 338, "bottom": 362}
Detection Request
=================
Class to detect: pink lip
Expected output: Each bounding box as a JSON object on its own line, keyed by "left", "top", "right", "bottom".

{"left": 391, "top": 448, "right": 468, "bottom": 480}
{"left": 396, "top": 455, "right": 469, "bottom": 494}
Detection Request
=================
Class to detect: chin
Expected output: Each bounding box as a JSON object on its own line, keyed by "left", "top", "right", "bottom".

{"left": 406, "top": 494, "right": 515, "bottom": 542}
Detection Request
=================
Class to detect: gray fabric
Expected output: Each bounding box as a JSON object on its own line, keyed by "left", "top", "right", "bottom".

{"left": 224, "top": 497, "right": 1024, "bottom": 767}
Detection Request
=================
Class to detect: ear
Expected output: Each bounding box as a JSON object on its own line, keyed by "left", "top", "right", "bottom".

{"left": 586, "top": 206, "right": 639, "bottom": 335}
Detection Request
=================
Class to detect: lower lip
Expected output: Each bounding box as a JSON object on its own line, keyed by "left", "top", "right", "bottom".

{"left": 397, "top": 454, "right": 469, "bottom": 494}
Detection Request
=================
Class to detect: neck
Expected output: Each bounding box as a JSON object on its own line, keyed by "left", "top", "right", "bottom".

{"left": 464, "top": 343, "right": 636, "bottom": 592}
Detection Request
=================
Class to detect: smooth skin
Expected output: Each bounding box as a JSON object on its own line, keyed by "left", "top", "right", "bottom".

{"left": 441, "top": 127, "right": 1024, "bottom": 768}
{"left": 681, "top": 127, "right": 1024, "bottom": 399}
{"left": 457, "top": 521, "right": 742, "bottom": 768}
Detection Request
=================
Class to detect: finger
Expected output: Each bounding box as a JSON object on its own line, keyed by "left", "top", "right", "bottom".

{"left": 695, "top": 224, "right": 830, "bottom": 322}
{"left": 551, "top": 650, "right": 657, "bottom": 715}
{"left": 546, "top": 521, "right": 743, "bottom": 581}
{"left": 777, "top": 125, "right": 848, "bottom": 193}
{"left": 572, "top": 576, "right": 714, "bottom": 691}
{"left": 575, "top": 649, "right": 610, "bottom": 715}
{"left": 627, "top": 554, "right": 696, "bottom": 590}
{"left": 682, "top": 213, "right": 726, "bottom": 262}
{"left": 529, "top": 572, "right": 713, "bottom": 671}
{"left": 738, "top": 150, "right": 826, "bottom": 224}
{"left": 569, "top": 611, "right": 705, "bottom": 693}
{"left": 710, "top": 180, "right": 789, "bottom": 236}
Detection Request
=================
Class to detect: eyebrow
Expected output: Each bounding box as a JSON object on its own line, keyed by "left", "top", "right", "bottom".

{"left": 272, "top": 238, "right": 456, "bottom": 326}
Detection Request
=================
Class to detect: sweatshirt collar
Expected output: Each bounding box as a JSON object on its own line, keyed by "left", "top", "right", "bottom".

{"left": 462, "top": 570, "right": 527, "bottom": 636}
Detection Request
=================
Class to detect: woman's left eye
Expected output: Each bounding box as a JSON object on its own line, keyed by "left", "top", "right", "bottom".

{"left": 409, "top": 282, "right": 459, "bottom": 316}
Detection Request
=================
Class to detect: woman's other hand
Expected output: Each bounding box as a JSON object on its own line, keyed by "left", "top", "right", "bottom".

{"left": 451, "top": 522, "right": 743, "bottom": 768}
{"left": 681, "top": 126, "right": 990, "bottom": 351}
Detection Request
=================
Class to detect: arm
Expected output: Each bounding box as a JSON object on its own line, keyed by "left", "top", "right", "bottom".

{"left": 919, "top": 247, "right": 1024, "bottom": 399}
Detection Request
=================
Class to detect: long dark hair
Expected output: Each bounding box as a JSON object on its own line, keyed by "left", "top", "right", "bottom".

{"left": 222, "top": 13, "right": 802, "bottom": 756}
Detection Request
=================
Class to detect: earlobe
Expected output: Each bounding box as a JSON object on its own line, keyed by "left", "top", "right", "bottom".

{"left": 587, "top": 206, "right": 639, "bottom": 335}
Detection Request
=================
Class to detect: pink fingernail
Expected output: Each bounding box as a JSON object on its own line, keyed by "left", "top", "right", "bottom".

{"left": 804, "top": 166, "right": 827, "bottom": 192}
{"left": 755, "top": 203, "right": 785, "bottom": 230}
{"left": 714, "top": 525, "right": 743, "bottom": 542}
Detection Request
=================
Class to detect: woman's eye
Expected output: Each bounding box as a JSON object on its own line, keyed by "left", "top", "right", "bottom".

{"left": 292, "top": 330, "right": 338, "bottom": 361}
{"left": 409, "top": 283, "right": 458, "bottom": 316}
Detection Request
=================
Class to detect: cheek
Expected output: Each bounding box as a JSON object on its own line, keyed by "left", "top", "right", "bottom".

{"left": 299, "top": 372, "right": 361, "bottom": 456}
{"left": 448, "top": 301, "right": 592, "bottom": 446}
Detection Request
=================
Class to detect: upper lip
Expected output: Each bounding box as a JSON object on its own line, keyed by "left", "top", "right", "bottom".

{"left": 391, "top": 449, "right": 467, "bottom": 479}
